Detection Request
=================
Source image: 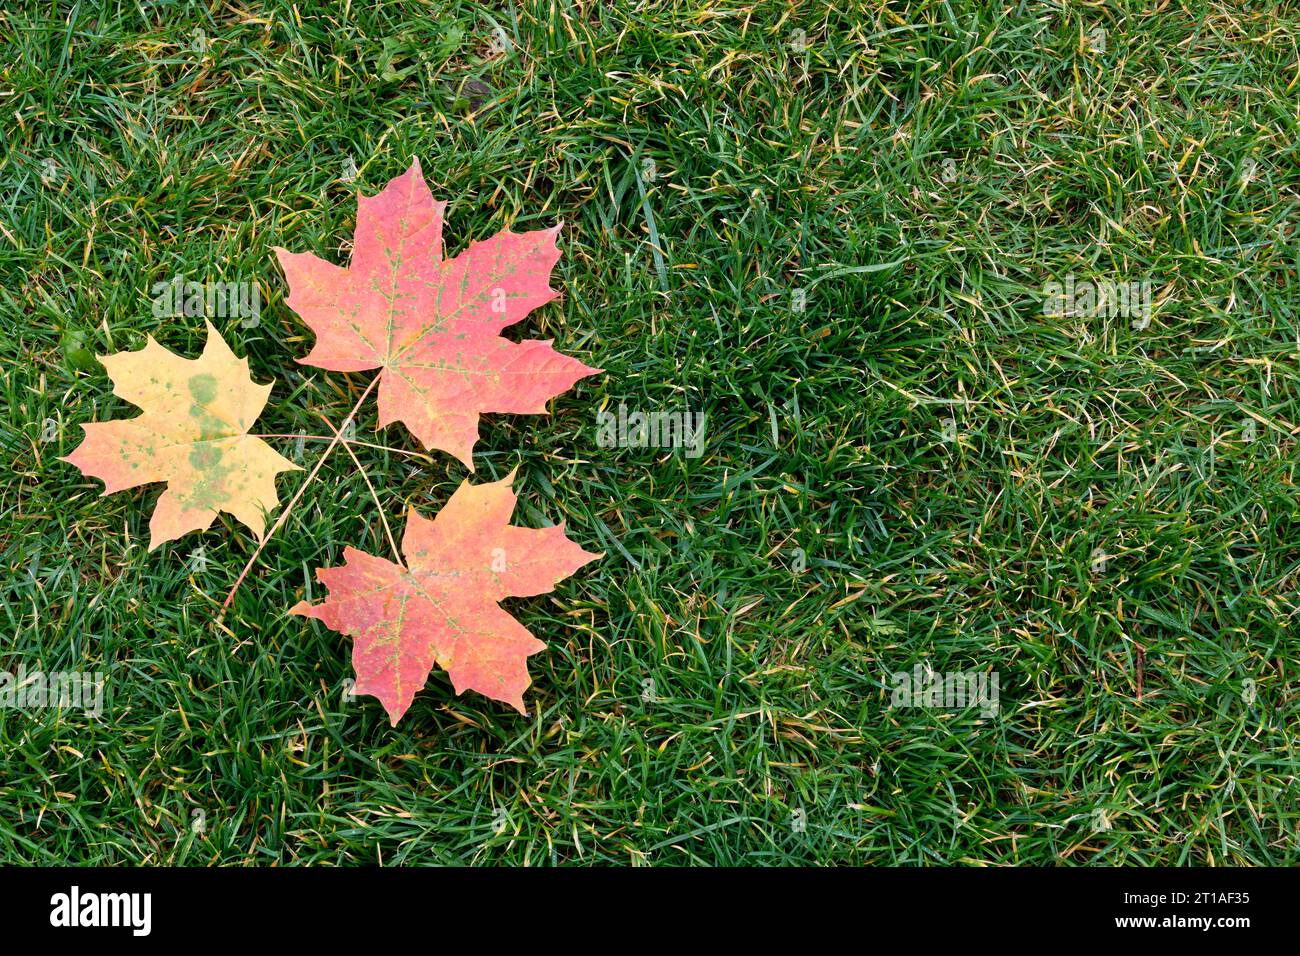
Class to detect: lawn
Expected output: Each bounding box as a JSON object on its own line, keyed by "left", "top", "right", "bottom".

{"left": 2, "top": 0, "right": 1298, "bottom": 865}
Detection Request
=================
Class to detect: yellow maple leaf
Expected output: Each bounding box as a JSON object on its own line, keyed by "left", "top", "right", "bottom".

{"left": 63, "top": 321, "right": 300, "bottom": 549}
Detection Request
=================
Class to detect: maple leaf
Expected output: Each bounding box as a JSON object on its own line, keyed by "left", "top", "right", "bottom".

{"left": 275, "top": 159, "right": 600, "bottom": 468}
{"left": 62, "top": 321, "right": 300, "bottom": 549}
{"left": 290, "top": 471, "right": 601, "bottom": 725}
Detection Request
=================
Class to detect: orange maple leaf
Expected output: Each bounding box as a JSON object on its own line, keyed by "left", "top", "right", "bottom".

{"left": 275, "top": 159, "right": 600, "bottom": 468}
{"left": 62, "top": 321, "right": 300, "bottom": 549}
{"left": 291, "top": 471, "right": 601, "bottom": 724}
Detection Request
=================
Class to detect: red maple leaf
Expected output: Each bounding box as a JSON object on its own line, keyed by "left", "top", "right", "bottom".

{"left": 290, "top": 471, "right": 601, "bottom": 725}
{"left": 275, "top": 160, "right": 600, "bottom": 467}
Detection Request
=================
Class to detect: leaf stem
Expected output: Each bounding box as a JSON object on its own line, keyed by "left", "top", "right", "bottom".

{"left": 251, "top": 433, "right": 431, "bottom": 460}
{"left": 315, "top": 410, "right": 402, "bottom": 565}
{"left": 221, "top": 375, "right": 380, "bottom": 613}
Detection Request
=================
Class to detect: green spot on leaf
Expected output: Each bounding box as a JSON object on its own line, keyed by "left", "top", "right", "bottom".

{"left": 188, "top": 373, "right": 218, "bottom": 404}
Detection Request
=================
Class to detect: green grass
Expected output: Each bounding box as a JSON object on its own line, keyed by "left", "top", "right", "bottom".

{"left": 2, "top": 0, "right": 1299, "bottom": 865}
